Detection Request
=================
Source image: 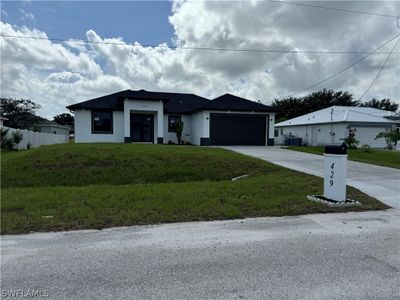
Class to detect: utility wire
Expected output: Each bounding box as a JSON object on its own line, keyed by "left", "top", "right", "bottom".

{"left": 281, "top": 33, "right": 400, "bottom": 98}
{"left": 0, "top": 34, "right": 399, "bottom": 55}
{"left": 358, "top": 37, "right": 400, "bottom": 100}
{"left": 270, "top": 0, "right": 400, "bottom": 19}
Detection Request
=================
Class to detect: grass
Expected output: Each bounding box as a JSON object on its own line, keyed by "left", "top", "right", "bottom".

{"left": 1, "top": 143, "right": 388, "bottom": 234}
{"left": 285, "top": 146, "right": 400, "bottom": 169}
{"left": 1, "top": 143, "right": 276, "bottom": 188}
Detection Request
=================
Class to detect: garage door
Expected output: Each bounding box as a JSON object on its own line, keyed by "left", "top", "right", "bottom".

{"left": 210, "top": 114, "right": 267, "bottom": 145}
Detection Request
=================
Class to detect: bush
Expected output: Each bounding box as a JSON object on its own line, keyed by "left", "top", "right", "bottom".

{"left": 12, "top": 131, "right": 23, "bottom": 145}
{"left": 175, "top": 121, "right": 184, "bottom": 144}
{"left": 375, "top": 129, "right": 400, "bottom": 150}
{"left": 0, "top": 128, "right": 23, "bottom": 150}
{"left": 344, "top": 128, "right": 360, "bottom": 149}
{"left": 1, "top": 128, "right": 9, "bottom": 145}
{"left": 360, "top": 144, "right": 372, "bottom": 153}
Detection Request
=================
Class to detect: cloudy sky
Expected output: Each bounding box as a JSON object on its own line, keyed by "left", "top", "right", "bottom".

{"left": 1, "top": 0, "right": 399, "bottom": 118}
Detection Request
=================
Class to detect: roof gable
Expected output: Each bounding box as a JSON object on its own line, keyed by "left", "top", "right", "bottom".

{"left": 198, "top": 93, "right": 275, "bottom": 112}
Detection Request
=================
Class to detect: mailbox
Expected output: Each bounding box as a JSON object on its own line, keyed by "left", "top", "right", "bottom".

{"left": 323, "top": 143, "right": 348, "bottom": 202}
{"left": 325, "top": 143, "right": 347, "bottom": 155}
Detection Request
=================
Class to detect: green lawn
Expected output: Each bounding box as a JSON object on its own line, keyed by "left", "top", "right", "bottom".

{"left": 1, "top": 143, "right": 388, "bottom": 234}
{"left": 285, "top": 146, "right": 400, "bottom": 169}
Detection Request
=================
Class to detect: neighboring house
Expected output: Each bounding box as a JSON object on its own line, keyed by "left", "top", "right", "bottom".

{"left": 275, "top": 106, "right": 399, "bottom": 148}
{"left": 35, "top": 120, "right": 71, "bottom": 135}
{"left": 66, "top": 89, "right": 276, "bottom": 146}
{"left": 0, "top": 116, "right": 8, "bottom": 127}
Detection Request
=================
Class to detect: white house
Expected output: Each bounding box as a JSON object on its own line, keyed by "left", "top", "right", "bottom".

{"left": 36, "top": 120, "right": 71, "bottom": 135}
{"left": 275, "top": 106, "right": 399, "bottom": 148}
{"left": 67, "top": 89, "right": 276, "bottom": 146}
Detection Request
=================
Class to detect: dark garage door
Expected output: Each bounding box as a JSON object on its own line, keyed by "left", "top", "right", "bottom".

{"left": 210, "top": 114, "right": 267, "bottom": 145}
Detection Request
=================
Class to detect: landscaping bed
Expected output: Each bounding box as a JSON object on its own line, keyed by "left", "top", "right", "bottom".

{"left": 1, "top": 143, "right": 388, "bottom": 234}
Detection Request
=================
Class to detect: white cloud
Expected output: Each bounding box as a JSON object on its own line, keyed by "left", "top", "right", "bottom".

{"left": 18, "top": 8, "right": 35, "bottom": 21}
{"left": 1, "top": 9, "right": 8, "bottom": 18}
{"left": 47, "top": 71, "right": 83, "bottom": 83}
{"left": 1, "top": 1, "right": 399, "bottom": 118}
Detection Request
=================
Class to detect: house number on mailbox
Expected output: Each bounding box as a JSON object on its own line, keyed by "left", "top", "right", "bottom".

{"left": 330, "top": 163, "right": 335, "bottom": 187}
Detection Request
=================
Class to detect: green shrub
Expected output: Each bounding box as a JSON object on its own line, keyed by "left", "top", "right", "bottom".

{"left": 175, "top": 120, "right": 184, "bottom": 144}
{"left": 344, "top": 128, "right": 360, "bottom": 149}
{"left": 0, "top": 128, "right": 23, "bottom": 150}
{"left": 1, "top": 128, "right": 9, "bottom": 145}
{"left": 375, "top": 129, "right": 400, "bottom": 150}
{"left": 361, "top": 144, "right": 372, "bottom": 153}
{"left": 12, "top": 131, "right": 23, "bottom": 145}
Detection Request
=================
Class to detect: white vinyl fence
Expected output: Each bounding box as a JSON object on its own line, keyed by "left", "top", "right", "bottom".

{"left": 2, "top": 126, "right": 69, "bottom": 150}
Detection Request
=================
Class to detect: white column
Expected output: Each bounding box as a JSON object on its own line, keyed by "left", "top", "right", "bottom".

{"left": 123, "top": 100, "right": 130, "bottom": 139}
{"left": 157, "top": 101, "right": 163, "bottom": 143}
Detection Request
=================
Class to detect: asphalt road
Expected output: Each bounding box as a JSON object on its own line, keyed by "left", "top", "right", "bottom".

{"left": 222, "top": 146, "right": 400, "bottom": 208}
{"left": 1, "top": 210, "right": 399, "bottom": 299}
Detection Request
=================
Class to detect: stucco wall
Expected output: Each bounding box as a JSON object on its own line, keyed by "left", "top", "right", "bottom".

{"left": 190, "top": 111, "right": 209, "bottom": 146}
{"left": 350, "top": 125, "right": 394, "bottom": 148}
{"left": 74, "top": 109, "right": 124, "bottom": 143}
{"left": 275, "top": 122, "right": 393, "bottom": 148}
{"left": 123, "top": 99, "right": 163, "bottom": 143}
{"left": 74, "top": 105, "right": 276, "bottom": 146}
{"left": 163, "top": 114, "right": 192, "bottom": 144}
{"left": 268, "top": 114, "right": 275, "bottom": 143}
{"left": 275, "top": 124, "right": 344, "bottom": 146}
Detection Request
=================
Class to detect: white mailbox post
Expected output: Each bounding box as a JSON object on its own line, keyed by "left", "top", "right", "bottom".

{"left": 323, "top": 143, "right": 348, "bottom": 202}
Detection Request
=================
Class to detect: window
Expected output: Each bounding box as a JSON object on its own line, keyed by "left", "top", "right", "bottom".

{"left": 274, "top": 129, "right": 279, "bottom": 137}
{"left": 92, "top": 111, "right": 113, "bottom": 134}
{"left": 168, "top": 115, "right": 181, "bottom": 132}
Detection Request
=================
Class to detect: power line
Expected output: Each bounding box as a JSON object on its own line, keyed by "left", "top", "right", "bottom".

{"left": 358, "top": 37, "right": 400, "bottom": 100}
{"left": 0, "top": 34, "right": 399, "bottom": 55}
{"left": 271, "top": 0, "right": 400, "bottom": 19}
{"left": 280, "top": 33, "right": 400, "bottom": 99}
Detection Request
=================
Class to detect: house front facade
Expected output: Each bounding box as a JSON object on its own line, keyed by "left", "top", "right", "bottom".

{"left": 67, "top": 90, "right": 276, "bottom": 146}
{"left": 275, "top": 106, "right": 399, "bottom": 148}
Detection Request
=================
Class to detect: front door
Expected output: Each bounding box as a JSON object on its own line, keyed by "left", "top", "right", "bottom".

{"left": 131, "top": 114, "right": 154, "bottom": 142}
{"left": 311, "top": 127, "right": 318, "bottom": 146}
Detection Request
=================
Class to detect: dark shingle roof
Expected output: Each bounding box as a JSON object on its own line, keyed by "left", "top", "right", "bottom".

{"left": 66, "top": 90, "right": 133, "bottom": 111}
{"left": 66, "top": 89, "right": 209, "bottom": 114}
{"left": 199, "top": 94, "right": 276, "bottom": 112}
{"left": 66, "top": 90, "right": 275, "bottom": 114}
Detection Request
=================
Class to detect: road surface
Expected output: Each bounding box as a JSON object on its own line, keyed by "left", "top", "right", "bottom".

{"left": 1, "top": 210, "right": 399, "bottom": 299}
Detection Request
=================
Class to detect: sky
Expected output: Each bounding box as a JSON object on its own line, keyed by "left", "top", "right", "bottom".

{"left": 0, "top": 0, "right": 399, "bottom": 118}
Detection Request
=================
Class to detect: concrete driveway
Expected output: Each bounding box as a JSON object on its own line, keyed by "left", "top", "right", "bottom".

{"left": 222, "top": 146, "right": 400, "bottom": 208}
{"left": 1, "top": 210, "right": 399, "bottom": 299}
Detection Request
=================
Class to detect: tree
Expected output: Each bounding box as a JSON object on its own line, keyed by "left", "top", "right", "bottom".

{"left": 375, "top": 129, "right": 400, "bottom": 150}
{"left": 273, "top": 89, "right": 360, "bottom": 121}
{"left": 53, "top": 113, "right": 74, "bottom": 126}
{"left": 175, "top": 120, "right": 184, "bottom": 144}
{"left": 0, "top": 98, "right": 42, "bottom": 129}
{"left": 360, "top": 98, "right": 399, "bottom": 112}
